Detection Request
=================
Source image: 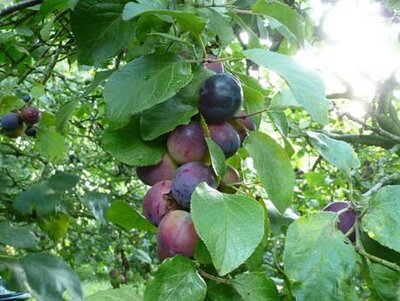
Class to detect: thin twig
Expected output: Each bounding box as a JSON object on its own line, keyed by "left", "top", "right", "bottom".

{"left": 0, "top": 0, "right": 43, "bottom": 17}
{"left": 198, "top": 269, "right": 230, "bottom": 284}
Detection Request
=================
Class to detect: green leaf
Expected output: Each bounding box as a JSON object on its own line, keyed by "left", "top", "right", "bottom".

{"left": 140, "top": 98, "right": 197, "bottom": 141}
{"left": 242, "top": 84, "right": 265, "bottom": 127}
{"left": 0, "top": 223, "right": 38, "bottom": 249}
{"left": 56, "top": 99, "right": 79, "bottom": 133}
{"left": 369, "top": 263, "right": 400, "bottom": 301}
{"left": 103, "top": 54, "right": 192, "bottom": 129}
{"left": 0, "top": 96, "right": 24, "bottom": 115}
{"left": 244, "top": 131, "right": 294, "bottom": 213}
{"left": 80, "top": 192, "right": 109, "bottom": 224}
{"left": 191, "top": 184, "right": 265, "bottom": 276}
{"left": 71, "top": 0, "right": 136, "bottom": 65}
{"left": 206, "top": 137, "right": 227, "bottom": 178}
{"left": 40, "top": 15, "right": 55, "bottom": 41}
{"left": 283, "top": 212, "right": 360, "bottom": 301}
{"left": 252, "top": 0, "right": 304, "bottom": 42}
{"left": 85, "top": 287, "right": 142, "bottom": 301}
{"left": 122, "top": 3, "right": 206, "bottom": 34}
{"left": 6, "top": 253, "right": 83, "bottom": 301}
{"left": 270, "top": 89, "right": 301, "bottom": 109}
{"left": 102, "top": 119, "right": 165, "bottom": 166}
{"left": 198, "top": 8, "right": 235, "bottom": 47}
{"left": 144, "top": 256, "right": 206, "bottom": 301}
{"left": 363, "top": 185, "right": 400, "bottom": 253}
{"left": 231, "top": 272, "right": 280, "bottom": 301}
{"left": 31, "top": 82, "right": 45, "bottom": 98}
{"left": 307, "top": 132, "right": 360, "bottom": 172}
{"left": 206, "top": 282, "right": 241, "bottom": 301}
{"left": 38, "top": 212, "right": 70, "bottom": 241}
{"left": 244, "top": 49, "right": 329, "bottom": 124}
{"left": 229, "top": 13, "right": 261, "bottom": 49}
{"left": 48, "top": 171, "right": 80, "bottom": 191}
{"left": 14, "top": 183, "right": 61, "bottom": 216}
{"left": 35, "top": 128, "right": 66, "bottom": 161}
{"left": 106, "top": 200, "right": 156, "bottom": 233}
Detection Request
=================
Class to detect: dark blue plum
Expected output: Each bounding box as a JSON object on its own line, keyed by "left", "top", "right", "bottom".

{"left": 25, "top": 127, "right": 37, "bottom": 137}
{"left": 1, "top": 113, "right": 22, "bottom": 131}
{"left": 22, "top": 95, "right": 31, "bottom": 103}
{"left": 157, "top": 210, "right": 198, "bottom": 261}
{"left": 198, "top": 74, "right": 243, "bottom": 123}
{"left": 208, "top": 122, "right": 240, "bottom": 158}
{"left": 323, "top": 201, "right": 357, "bottom": 242}
{"left": 172, "top": 162, "right": 216, "bottom": 209}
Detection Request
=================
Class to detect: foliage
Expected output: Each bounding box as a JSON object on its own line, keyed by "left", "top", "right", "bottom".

{"left": 0, "top": 0, "right": 399, "bottom": 300}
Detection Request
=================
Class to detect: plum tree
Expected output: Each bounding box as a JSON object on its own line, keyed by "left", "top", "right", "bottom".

{"left": 1, "top": 112, "right": 23, "bottom": 131}
{"left": 208, "top": 122, "right": 240, "bottom": 158}
{"left": 323, "top": 201, "right": 357, "bottom": 242}
{"left": 172, "top": 161, "right": 216, "bottom": 209}
{"left": 21, "top": 106, "right": 41, "bottom": 125}
{"left": 198, "top": 74, "right": 243, "bottom": 123}
{"left": 157, "top": 210, "right": 198, "bottom": 261}
{"left": 232, "top": 111, "right": 256, "bottom": 144}
{"left": 204, "top": 54, "right": 224, "bottom": 73}
{"left": 167, "top": 122, "right": 206, "bottom": 164}
{"left": 142, "top": 180, "right": 180, "bottom": 226}
{"left": 136, "top": 153, "right": 177, "bottom": 186}
{"left": 219, "top": 165, "right": 241, "bottom": 193}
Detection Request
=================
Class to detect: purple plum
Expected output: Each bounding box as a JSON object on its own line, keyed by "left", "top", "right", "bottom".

{"left": 208, "top": 122, "right": 240, "bottom": 158}
{"left": 323, "top": 201, "right": 357, "bottom": 242}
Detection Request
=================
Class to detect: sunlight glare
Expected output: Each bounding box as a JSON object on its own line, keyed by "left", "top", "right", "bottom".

{"left": 320, "top": 0, "right": 399, "bottom": 97}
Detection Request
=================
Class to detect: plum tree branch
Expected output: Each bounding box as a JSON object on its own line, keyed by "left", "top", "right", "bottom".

{"left": 362, "top": 173, "right": 400, "bottom": 198}
{"left": 0, "top": 0, "right": 43, "bottom": 17}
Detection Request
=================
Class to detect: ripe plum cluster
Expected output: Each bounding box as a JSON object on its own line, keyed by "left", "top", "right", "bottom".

{"left": 137, "top": 63, "right": 257, "bottom": 261}
{"left": 0, "top": 95, "right": 41, "bottom": 138}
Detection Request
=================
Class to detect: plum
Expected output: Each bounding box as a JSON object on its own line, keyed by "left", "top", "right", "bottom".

{"left": 136, "top": 153, "right": 177, "bottom": 186}
{"left": 21, "top": 106, "right": 41, "bottom": 125}
{"left": 208, "top": 122, "right": 240, "bottom": 158}
{"left": 25, "top": 127, "right": 37, "bottom": 137}
{"left": 172, "top": 161, "right": 216, "bottom": 209}
{"left": 1, "top": 113, "right": 23, "bottom": 131}
{"left": 219, "top": 165, "right": 241, "bottom": 193}
{"left": 204, "top": 54, "right": 224, "bottom": 73}
{"left": 167, "top": 122, "right": 206, "bottom": 164}
{"left": 157, "top": 210, "right": 198, "bottom": 261}
{"left": 323, "top": 201, "right": 356, "bottom": 242}
{"left": 232, "top": 111, "right": 256, "bottom": 144}
{"left": 142, "top": 180, "right": 180, "bottom": 226}
{"left": 22, "top": 95, "right": 31, "bottom": 103}
{"left": 198, "top": 74, "right": 243, "bottom": 123}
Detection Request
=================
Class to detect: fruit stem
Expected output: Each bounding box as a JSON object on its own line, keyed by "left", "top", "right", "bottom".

{"left": 232, "top": 108, "right": 280, "bottom": 119}
{"left": 198, "top": 269, "right": 230, "bottom": 284}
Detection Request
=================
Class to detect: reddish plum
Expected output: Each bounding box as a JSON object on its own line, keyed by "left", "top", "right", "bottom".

{"left": 157, "top": 210, "right": 198, "bottom": 261}
{"left": 136, "top": 153, "right": 177, "bottom": 186}
{"left": 167, "top": 122, "right": 206, "bottom": 164}
{"left": 142, "top": 180, "right": 180, "bottom": 226}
